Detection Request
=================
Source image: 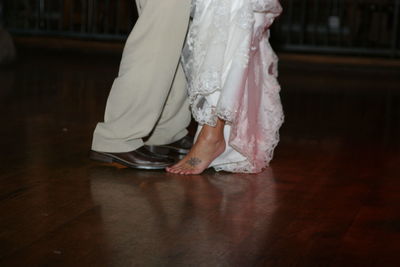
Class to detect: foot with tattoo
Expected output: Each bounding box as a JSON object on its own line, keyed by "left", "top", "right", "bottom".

{"left": 166, "top": 119, "right": 226, "bottom": 175}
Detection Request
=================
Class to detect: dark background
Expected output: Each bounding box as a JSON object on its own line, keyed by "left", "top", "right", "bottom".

{"left": 1, "top": 0, "right": 400, "bottom": 57}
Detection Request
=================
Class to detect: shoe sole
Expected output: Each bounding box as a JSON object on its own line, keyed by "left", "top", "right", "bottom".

{"left": 89, "top": 151, "right": 171, "bottom": 170}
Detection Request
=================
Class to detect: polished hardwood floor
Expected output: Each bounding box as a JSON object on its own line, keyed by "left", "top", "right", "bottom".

{"left": 0, "top": 49, "right": 399, "bottom": 267}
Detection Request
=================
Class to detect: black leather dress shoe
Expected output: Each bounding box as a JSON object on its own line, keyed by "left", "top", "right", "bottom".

{"left": 145, "top": 135, "right": 193, "bottom": 155}
{"left": 89, "top": 147, "right": 174, "bottom": 170}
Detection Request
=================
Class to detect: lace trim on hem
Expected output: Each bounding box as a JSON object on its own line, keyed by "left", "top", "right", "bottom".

{"left": 192, "top": 106, "right": 237, "bottom": 127}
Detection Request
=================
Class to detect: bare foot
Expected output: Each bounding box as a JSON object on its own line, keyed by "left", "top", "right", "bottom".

{"left": 166, "top": 119, "right": 226, "bottom": 175}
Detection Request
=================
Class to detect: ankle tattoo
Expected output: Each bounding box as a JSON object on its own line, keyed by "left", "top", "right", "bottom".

{"left": 187, "top": 157, "right": 202, "bottom": 167}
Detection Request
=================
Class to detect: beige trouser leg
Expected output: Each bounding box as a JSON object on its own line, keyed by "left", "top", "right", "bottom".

{"left": 92, "top": 0, "right": 191, "bottom": 153}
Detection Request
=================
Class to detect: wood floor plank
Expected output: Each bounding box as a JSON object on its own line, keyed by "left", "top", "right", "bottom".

{"left": 0, "top": 49, "right": 399, "bottom": 266}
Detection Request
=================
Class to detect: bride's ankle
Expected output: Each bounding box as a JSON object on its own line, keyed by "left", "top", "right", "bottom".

{"left": 198, "top": 121, "right": 225, "bottom": 144}
{"left": 199, "top": 132, "right": 225, "bottom": 144}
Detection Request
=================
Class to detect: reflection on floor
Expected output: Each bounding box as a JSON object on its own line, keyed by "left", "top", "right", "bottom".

{"left": 0, "top": 49, "right": 399, "bottom": 266}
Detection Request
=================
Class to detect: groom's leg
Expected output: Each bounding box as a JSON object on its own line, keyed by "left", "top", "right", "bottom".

{"left": 137, "top": 0, "right": 190, "bottom": 147}
{"left": 145, "top": 63, "right": 191, "bottom": 146}
{"left": 92, "top": 0, "right": 191, "bottom": 153}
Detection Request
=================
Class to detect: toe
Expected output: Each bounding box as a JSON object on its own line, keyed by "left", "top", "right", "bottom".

{"left": 167, "top": 166, "right": 180, "bottom": 174}
{"left": 173, "top": 166, "right": 186, "bottom": 174}
{"left": 178, "top": 167, "right": 192, "bottom": 175}
{"left": 182, "top": 167, "right": 196, "bottom": 175}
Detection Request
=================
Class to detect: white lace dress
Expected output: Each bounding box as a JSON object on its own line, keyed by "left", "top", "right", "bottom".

{"left": 182, "top": 0, "right": 284, "bottom": 173}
